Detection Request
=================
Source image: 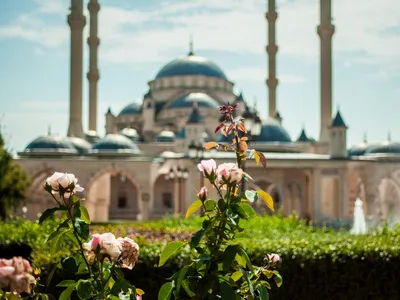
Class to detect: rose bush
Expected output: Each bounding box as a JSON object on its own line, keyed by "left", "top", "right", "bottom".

{"left": 158, "top": 103, "right": 282, "bottom": 299}
{"left": 7, "top": 172, "right": 145, "bottom": 300}
{"left": 0, "top": 257, "right": 36, "bottom": 296}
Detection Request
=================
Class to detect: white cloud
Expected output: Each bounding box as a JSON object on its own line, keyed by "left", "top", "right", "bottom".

{"left": 0, "top": 0, "right": 399, "bottom": 66}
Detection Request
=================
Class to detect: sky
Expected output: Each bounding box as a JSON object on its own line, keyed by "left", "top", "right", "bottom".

{"left": 0, "top": 0, "right": 399, "bottom": 154}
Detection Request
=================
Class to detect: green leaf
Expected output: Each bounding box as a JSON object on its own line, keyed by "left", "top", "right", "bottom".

{"left": 76, "top": 279, "right": 92, "bottom": 299}
{"left": 79, "top": 206, "right": 91, "bottom": 224}
{"left": 218, "top": 199, "right": 227, "bottom": 211}
{"left": 189, "top": 228, "right": 205, "bottom": 248}
{"left": 50, "top": 230, "right": 70, "bottom": 255}
{"left": 176, "top": 265, "right": 190, "bottom": 294}
{"left": 238, "top": 203, "right": 257, "bottom": 219}
{"left": 204, "top": 200, "right": 217, "bottom": 212}
{"left": 39, "top": 207, "right": 58, "bottom": 224}
{"left": 223, "top": 245, "right": 237, "bottom": 271}
{"left": 181, "top": 280, "right": 195, "bottom": 297}
{"left": 274, "top": 273, "right": 283, "bottom": 287}
{"left": 235, "top": 254, "right": 246, "bottom": 268}
{"left": 158, "top": 282, "right": 173, "bottom": 300}
{"left": 61, "top": 257, "right": 77, "bottom": 274}
{"left": 56, "top": 280, "right": 76, "bottom": 287}
{"left": 59, "top": 285, "right": 75, "bottom": 300}
{"left": 185, "top": 200, "right": 202, "bottom": 219}
{"left": 231, "top": 271, "right": 243, "bottom": 282}
{"left": 245, "top": 190, "right": 257, "bottom": 203}
{"left": 240, "top": 268, "right": 254, "bottom": 296}
{"left": 73, "top": 218, "right": 89, "bottom": 240}
{"left": 257, "top": 284, "right": 269, "bottom": 300}
{"left": 256, "top": 189, "right": 274, "bottom": 211}
{"left": 221, "top": 282, "right": 236, "bottom": 299}
{"left": 159, "top": 241, "right": 184, "bottom": 267}
{"left": 238, "top": 246, "right": 253, "bottom": 269}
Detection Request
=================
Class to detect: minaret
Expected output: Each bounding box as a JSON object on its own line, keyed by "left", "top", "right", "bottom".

{"left": 188, "top": 35, "right": 194, "bottom": 56}
{"left": 317, "top": 0, "right": 335, "bottom": 142}
{"left": 266, "top": 0, "right": 278, "bottom": 117}
{"left": 87, "top": 0, "right": 100, "bottom": 133}
{"left": 67, "top": 0, "right": 86, "bottom": 138}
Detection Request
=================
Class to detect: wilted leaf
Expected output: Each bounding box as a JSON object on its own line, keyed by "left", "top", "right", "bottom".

{"left": 240, "top": 141, "right": 248, "bottom": 152}
{"left": 256, "top": 190, "right": 274, "bottom": 211}
{"left": 256, "top": 151, "right": 267, "bottom": 169}
{"left": 185, "top": 200, "right": 203, "bottom": 219}
{"left": 204, "top": 141, "right": 218, "bottom": 150}
{"left": 237, "top": 123, "right": 247, "bottom": 133}
{"left": 214, "top": 123, "right": 224, "bottom": 134}
{"left": 254, "top": 151, "right": 260, "bottom": 165}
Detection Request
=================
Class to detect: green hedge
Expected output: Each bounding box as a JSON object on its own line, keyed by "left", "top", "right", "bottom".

{"left": 2, "top": 216, "right": 400, "bottom": 299}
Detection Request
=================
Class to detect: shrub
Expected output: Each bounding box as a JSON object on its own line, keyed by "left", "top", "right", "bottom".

{"left": 2, "top": 216, "right": 400, "bottom": 299}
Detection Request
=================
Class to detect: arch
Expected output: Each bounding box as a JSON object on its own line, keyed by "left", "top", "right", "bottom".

{"left": 285, "top": 181, "right": 303, "bottom": 217}
{"left": 377, "top": 176, "right": 400, "bottom": 226}
{"left": 85, "top": 169, "right": 141, "bottom": 222}
{"left": 152, "top": 173, "right": 176, "bottom": 218}
{"left": 25, "top": 167, "right": 57, "bottom": 220}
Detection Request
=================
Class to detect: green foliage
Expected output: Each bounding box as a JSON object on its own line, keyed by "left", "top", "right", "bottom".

{"left": 0, "top": 130, "right": 30, "bottom": 220}
{"left": 158, "top": 105, "right": 280, "bottom": 299}
{"left": 3, "top": 216, "right": 400, "bottom": 298}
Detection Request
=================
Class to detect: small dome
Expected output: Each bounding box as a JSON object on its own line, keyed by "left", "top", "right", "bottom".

{"left": 119, "top": 103, "right": 142, "bottom": 115}
{"left": 85, "top": 130, "right": 100, "bottom": 144}
{"left": 68, "top": 137, "right": 92, "bottom": 154}
{"left": 24, "top": 135, "right": 77, "bottom": 154}
{"left": 119, "top": 128, "right": 139, "bottom": 137}
{"left": 168, "top": 93, "right": 219, "bottom": 109}
{"left": 364, "top": 140, "right": 400, "bottom": 155}
{"left": 348, "top": 141, "right": 369, "bottom": 156}
{"left": 91, "top": 134, "right": 141, "bottom": 154}
{"left": 155, "top": 130, "right": 176, "bottom": 142}
{"left": 218, "top": 118, "right": 291, "bottom": 144}
{"left": 155, "top": 54, "right": 227, "bottom": 80}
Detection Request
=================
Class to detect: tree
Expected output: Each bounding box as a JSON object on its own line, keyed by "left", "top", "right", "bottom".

{"left": 0, "top": 130, "right": 30, "bottom": 221}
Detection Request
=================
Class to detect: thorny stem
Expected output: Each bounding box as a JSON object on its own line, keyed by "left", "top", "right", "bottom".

{"left": 62, "top": 195, "right": 94, "bottom": 282}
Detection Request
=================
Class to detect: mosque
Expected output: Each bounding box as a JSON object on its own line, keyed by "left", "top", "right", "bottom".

{"left": 14, "top": 0, "right": 400, "bottom": 224}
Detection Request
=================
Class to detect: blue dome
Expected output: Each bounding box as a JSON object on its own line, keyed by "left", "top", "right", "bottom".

{"left": 348, "top": 141, "right": 369, "bottom": 156}
{"left": 119, "top": 103, "right": 142, "bottom": 116}
{"left": 24, "top": 135, "right": 77, "bottom": 154}
{"left": 155, "top": 131, "right": 175, "bottom": 142}
{"left": 218, "top": 118, "right": 292, "bottom": 143}
{"left": 155, "top": 55, "right": 227, "bottom": 80}
{"left": 168, "top": 93, "right": 219, "bottom": 109}
{"left": 364, "top": 141, "right": 400, "bottom": 155}
{"left": 68, "top": 137, "right": 92, "bottom": 154}
{"left": 91, "top": 134, "right": 141, "bottom": 153}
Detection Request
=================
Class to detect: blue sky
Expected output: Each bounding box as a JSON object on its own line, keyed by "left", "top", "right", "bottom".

{"left": 0, "top": 0, "right": 399, "bottom": 153}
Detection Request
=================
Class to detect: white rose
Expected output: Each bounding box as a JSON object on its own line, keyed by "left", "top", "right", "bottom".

{"left": 45, "top": 172, "right": 84, "bottom": 197}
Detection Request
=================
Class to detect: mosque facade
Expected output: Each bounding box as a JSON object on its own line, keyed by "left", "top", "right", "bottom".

{"left": 14, "top": 0, "right": 400, "bottom": 225}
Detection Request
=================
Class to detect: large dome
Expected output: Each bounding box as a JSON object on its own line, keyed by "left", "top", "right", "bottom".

{"left": 364, "top": 140, "right": 400, "bottom": 155}
{"left": 90, "top": 134, "right": 141, "bottom": 154}
{"left": 167, "top": 92, "right": 219, "bottom": 110}
{"left": 23, "top": 135, "right": 77, "bottom": 154}
{"left": 119, "top": 103, "right": 142, "bottom": 116}
{"left": 155, "top": 54, "right": 227, "bottom": 80}
{"left": 218, "top": 118, "right": 291, "bottom": 144}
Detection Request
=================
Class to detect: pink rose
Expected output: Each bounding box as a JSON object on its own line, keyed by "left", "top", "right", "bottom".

{"left": 267, "top": 253, "right": 280, "bottom": 263}
{"left": 0, "top": 266, "right": 15, "bottom": 288}
{"left": 197, "top": 159, "right": 217, "bottom": 176}
{"left": 198, "top": 186, "right": 207, "bottom": 201}
{"left": 91, "top": 234, "right": 102, "bottom": 250}
{"left": 136, "top": 296, "right": 142, "bottom": 300}
{"left": 216, "top": 163, "right": 243, "bottom": 184}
